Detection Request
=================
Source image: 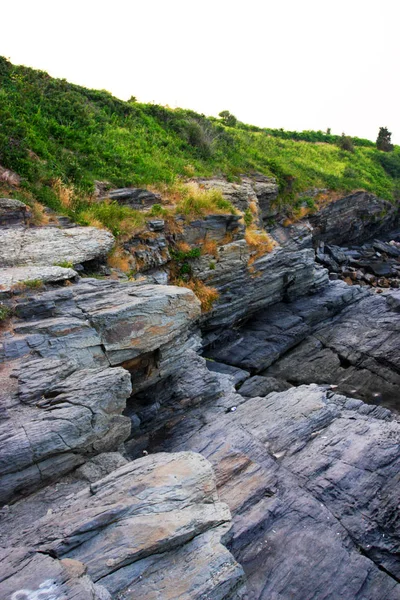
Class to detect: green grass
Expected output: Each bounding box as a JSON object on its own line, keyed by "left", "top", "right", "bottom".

{"left": 0, "top": 304, "right": 12, "bottom": 322}
{"left": 0, "top": 54, "right": 399, "bottom": 225}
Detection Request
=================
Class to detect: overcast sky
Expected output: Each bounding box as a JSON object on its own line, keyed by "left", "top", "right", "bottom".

{"left": 1, "top": 0, "right": 399, "bottom": 143}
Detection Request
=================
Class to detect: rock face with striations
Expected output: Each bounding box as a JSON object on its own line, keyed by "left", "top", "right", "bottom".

{"left": 308, "top": 191, "right": 399, "bottom": 245}
{"left": 1, "top": 189, "right": 400, "bottom": 599}
{"left": 0, "top": 280, "right": 200, "bottom": 503}
{"left": 0, "top": 452, "right": 246, "bottom": 600}
{"left": 129, "top": 355, "right": 400, "bottom": 599}
{"left": 0, "top": 198, "right": 32, "bottom": 227}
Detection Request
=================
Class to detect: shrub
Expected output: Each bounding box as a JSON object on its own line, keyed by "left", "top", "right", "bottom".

{"left": 376, "top": 151, "right": 400, "bottom": 178}
{"left": 338, "top": 134, "right": 354, "bottom": 153}
{"left": 376, "top": 127, "right": 394, "bottom": 152}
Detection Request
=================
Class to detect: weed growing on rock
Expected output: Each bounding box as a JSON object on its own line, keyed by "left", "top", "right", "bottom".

{"left": 177, "top": 278, "right": 219, "bottom": 312}
{"left": 245, "top": 228, "right": 277, "bottom": 265}
{"left": 0, "top": 304, "right": 12, "bottom": 322}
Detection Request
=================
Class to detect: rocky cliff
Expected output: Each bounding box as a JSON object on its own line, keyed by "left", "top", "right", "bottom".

{"left": 1, "top": 186, "right": 400, "bottom": 599}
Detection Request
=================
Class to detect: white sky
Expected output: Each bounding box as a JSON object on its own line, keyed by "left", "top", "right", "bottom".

{"left": 1, "top": 0, "right": 399, "bottom": 143}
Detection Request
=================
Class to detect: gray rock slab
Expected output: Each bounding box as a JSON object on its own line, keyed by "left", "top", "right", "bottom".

{"left": 0, "top": 452, "right": 246, "bottom": 600}
{"left": 0, "top": 265, "right": 77, "bottom": 293}
{"left": 0, "top": 226, "right": 115, "bottom": 267}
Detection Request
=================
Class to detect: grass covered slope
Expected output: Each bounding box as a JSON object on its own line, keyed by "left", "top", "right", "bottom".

{"left": 1, "top": 55, "right": 400, "bottom": 215}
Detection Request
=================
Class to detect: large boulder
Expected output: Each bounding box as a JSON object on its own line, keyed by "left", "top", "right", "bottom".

{"left": 0, "top": 226, "right": 115, "bottom": 267}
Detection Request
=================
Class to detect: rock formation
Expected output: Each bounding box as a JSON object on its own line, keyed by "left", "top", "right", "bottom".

{"left": 1, "top": 190, "right": 400, "bottom": 599}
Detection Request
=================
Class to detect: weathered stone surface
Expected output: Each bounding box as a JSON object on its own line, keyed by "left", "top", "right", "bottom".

{"left": 123, "top": 227, "right": 171, "bottom": 272}
{"left": 74, "top": 452, "right": 128, "bottom": 483}
{"left": 0, "top": 549, "right": 111, "bottom": 600}
{"left": 266, "top": 292, "right": 400, "bottom": 411}
{"left": 204, "top": 280, "right": 365, "bottom": 371}
{"left": 309, "top": 191, "right": 398, "bottom": 245}
{"left": 0, "top": 198, "right": 31, "bottom": 226}
{"left": 238, "top": 375, "right": 291, "bottom": 397}
{"left": 100, "top": 187, "right": 161, "bottom": 209}
{"left": 206, "top": 359, "right": 250, "bottom": 387}
{"left": 140, "top": 372, "right": 400, "bottom": 599}
{"left": 198, "top": 243, "right": 328, "bottom": 332}
{"left": 0, "top": 265, "right": 77, "bottom": 293}
{"left": 0, "top": 226, "right": 115, "bottom": 267}
{"left": 387, "top": 288, "right": 400, "bottom": 312}
{"left": 0, "top": 365, "right": 132, "bottom": 504}
{"left": 177, "top": 213, "right": 244, "bottom": 245}
{"left": 0, "top": 280, "right": 201, "bottom": 503}
{"left": 0, "top": 452, "right": 246, "bottom": 600}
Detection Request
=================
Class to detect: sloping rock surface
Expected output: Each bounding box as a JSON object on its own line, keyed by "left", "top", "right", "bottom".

{"left": 138, "top": 365, "right": 400, "bottom": 600}
{"left": 0, "top": 452, "right": 246, "bottom": 600}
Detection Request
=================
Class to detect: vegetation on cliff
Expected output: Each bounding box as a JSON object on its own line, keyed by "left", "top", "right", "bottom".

{"left": 1, "top": 55, "right": 400, "bottom": 218}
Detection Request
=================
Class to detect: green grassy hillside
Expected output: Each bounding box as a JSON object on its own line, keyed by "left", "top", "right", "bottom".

{"left": 1, "top": 56, "right": 400, "bottom": 219}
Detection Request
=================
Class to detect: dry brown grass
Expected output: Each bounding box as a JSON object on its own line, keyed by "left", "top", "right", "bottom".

{"left": 175, "top": 241, "right": 192, "bottom": 253}
{"left": 201, "top": 238, "right": 218, "bottom": 257}
{"left": 52, "top": 178, "right": 76, "bottom": 210}
{"left": 107, "top": 247, "right": 132, "bottom": 273}
{"left": 249, "top": 200, "right": 259, "bottom": 216}
{"left": 28, "top": 201, "right": 51, "bottom": 226}
{"left": 245, "top": 228, "right": 277, "bottom": 265}
{"left": 221, "top": 232, "right": 234, "bottom": 245}
{"left": 177, "top": 278, "right": 219, "bottom": 313}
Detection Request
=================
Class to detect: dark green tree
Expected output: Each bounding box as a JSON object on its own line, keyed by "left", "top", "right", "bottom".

{"left": 376, "top": 127, "right": 393, "bottom": 152}
{"left": 338, "top": 133, "right": 354, "bottom": 153}
{"left": 218, "top": 110, "right": 237, "bottom": 127}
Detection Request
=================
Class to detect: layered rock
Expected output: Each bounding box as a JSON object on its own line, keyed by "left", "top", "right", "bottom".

{"left": 99, "top": 187, "right": 162, "bottom": 209}
{"left": 0, "top": 226, "right": 114, "bottom": 268}
{"left": 0, "top": 280, "right": 200, "bottom": 502}
{"left": 308, "top": 191, "right": 398, "bottom": 245}
{"left": 0, "top": 452, "right": 246, "bottom": 600}
{"left": 132, "top": 358, "right": 400, "bottom": 599}
{"left": 0, "top": 265, "right": 78, "bottom": 294}
{"left": 0, "top": 198, "right": 32, "bottom": 227}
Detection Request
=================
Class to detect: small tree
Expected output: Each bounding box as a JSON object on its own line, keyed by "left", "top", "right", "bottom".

{"left": 376, "top": 127, "right": 393, "bottom": 152}
{"left": 338, "top": 133, "right": 354, "bottom": 153}
{"left": 218, "top": 110, "right": 237, "bottom": 127}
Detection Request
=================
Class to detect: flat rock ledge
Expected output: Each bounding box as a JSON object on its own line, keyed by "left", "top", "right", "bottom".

{"left": 0, "top": 451, "right": 246, "bottom": 600}
{"left": 0, "top": 265, "right": 77, "bottom": 293}
{"left": 0, "top": 226, "right": 115, "bottom": 267}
